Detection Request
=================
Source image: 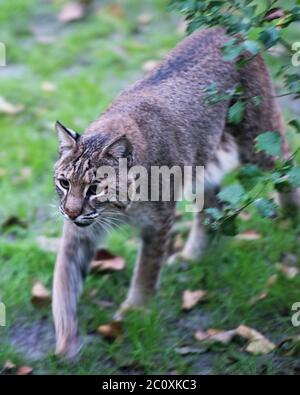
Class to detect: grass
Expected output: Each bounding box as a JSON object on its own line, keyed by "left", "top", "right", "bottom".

{"left": 1, "top": 0, "right": 300, "bottom": 375}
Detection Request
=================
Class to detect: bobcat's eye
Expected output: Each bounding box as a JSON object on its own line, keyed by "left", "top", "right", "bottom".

{"left": 59, "top": 178, "right": 70, "bottom": 190}
{"left": 87, "top": 184, "right": 98, "bottom": 196}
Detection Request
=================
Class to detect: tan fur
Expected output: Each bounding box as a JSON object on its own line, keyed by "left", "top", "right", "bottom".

{"left": 52, "top": 28, "right": 299, "bottom": 358}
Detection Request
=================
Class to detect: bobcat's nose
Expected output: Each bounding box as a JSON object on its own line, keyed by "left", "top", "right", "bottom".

{"left": 64, "top": 207, "right": 81, "bottom": 220}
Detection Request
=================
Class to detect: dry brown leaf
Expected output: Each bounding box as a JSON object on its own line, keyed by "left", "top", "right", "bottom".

{"left": 17, "top": 366, "right": 33, "bottom": 375}
{"left": 182, "top": 289, "right": 207, "bottom": 310}
{"left": 31, "top": 281, "right": 51, "bottom": 309}
{"left": 142, "top": 60, "right": 159, "bottom": 72}
{"left": 0, "top": 97, "right": 24, "bottom": 115}
{"left": 245, "top": 338, "right": 275, "bottom": 355}
{"left": 249, "top": 291, "right": 268, "bottom": 306}
{"left": 98, "top": 321, "right": 122, "bottom": 340}
{"left": 275, "top": 263, "right": 299, "bottom": 279}
{"left": 36, "top": 236, "right": 61, "bottom": 253}
{"left": 41, "top": 81, "right": 57, "bottom": 92}
{"left": 3, "top": 360, "right": 16, "bottom": 373}
{"left": 195, "top": 328, "right": 237, "bottom": 345}
{"left": 90, "top": 249, "right": 125, "bottom": 274}
{"left": 265, "top": 274, "right": 278, "bottom": 287}
{"left": 236, "top": 325, "right": 275, "bottom": 355}
{"left": 104, "top": 4, "right": 125, "bottom": 18}
{"left": 207, "top": 329, "right": 237, "bottom": 344}
{"left": 137, "top": 13, "right": 152, "bottom": 25}
{"left": 58, "top": 1, "right": 86, "bottom": 23}
{"left": 194, "top": 329, "right": 209, "bottom": 341}
{"left": 235, "top": 230, "right": 262, "bottom": 241}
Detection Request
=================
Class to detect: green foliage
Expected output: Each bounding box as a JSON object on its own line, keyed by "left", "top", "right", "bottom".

{"left": 256, "top": 131, "right": 282, "bottom": 157}
{"left": 227, "top": 100, "right": 245, "bottom": 124}
{"left": 170, "top": 0, "right": 300, "bottom": 235}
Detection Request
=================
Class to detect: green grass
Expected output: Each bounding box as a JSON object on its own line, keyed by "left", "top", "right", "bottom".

{"left": 1, "top": 0, "right": 300, "bottom": 375}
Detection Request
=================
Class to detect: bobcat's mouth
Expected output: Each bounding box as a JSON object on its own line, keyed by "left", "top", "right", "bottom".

{"left": 73, "top": 220, "right": 93, "bottom": 227}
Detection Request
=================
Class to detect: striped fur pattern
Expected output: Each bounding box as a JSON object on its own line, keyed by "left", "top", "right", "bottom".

{"left": 53, "top": 28, "right": 300, "bottom": 358}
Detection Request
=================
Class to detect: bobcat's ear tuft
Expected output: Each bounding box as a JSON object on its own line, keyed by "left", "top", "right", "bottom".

{"left": 55, "top": 121, "right": 80, "bottom": 150}
{"left": 102, "top": 135, "right": 133, "bottom": 161}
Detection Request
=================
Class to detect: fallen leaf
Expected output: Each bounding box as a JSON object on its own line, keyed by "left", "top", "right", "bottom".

{"left": 275, "top": 263, "right": 299, "bottom": 279}
{"left": 31, "top": 281, "right": 51, "bottom": 308}
{"left": 104, "top": 4, "right": 125, "bottom": 18}
{"left": 194, "top": 329, "right": 209, "bottom": 341}
{"left": 41, "top": 81, "right": 57, "bottom": 92}
{"left": 206, "top": 329, "right": 237, "bottom": 344}
{"left": 245, "top": 338, "right": 276, "bottom": 355}
{"left": 137, "top": 13, "right": 152, "bottom": 25}
{"left": 249, "top": 291, "right": 268, "bottom": 306}
{"left": 17, "top": 366, "right": 33, "bottom": 375}
{"left": 195, "top": 328, "right": 237, "bottom": 345}
{"left": 182, "top": 289, "right": 207, "bottom": 310}
{"left": 0, "top": 97, "right": 24, "bottom": 115}
{"left": 3, "top": 360, "right": 16, "bottom": 373}
{"left": 142, "top": 60, "right": 159, "bottom": 72}
{"left": 236, "top": 325, "right": 275, "bottom": 355}
{"left": 195, "top": 325, "right": 275, "bottom": 354}
{"left": 265, "top": 274, "right": 278, "bottom": 287}
{"left": 235, "top": 230, "right": 262, "bottom": 241}
{"left": 98, "top": 321, "right": 122, "bottom": 340}
{"left": 36, "top": 236, "right": 61, "bottom": 253}
{"left": 90, "top": 249, "right": 125, "bottom": 274}
{"left": 58, "top": 1, "right": 86, "bottom": 23}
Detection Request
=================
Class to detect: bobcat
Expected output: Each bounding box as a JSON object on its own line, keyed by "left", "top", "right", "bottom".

{"left": 53, "top": 28, "right": 299, "bottom": 358}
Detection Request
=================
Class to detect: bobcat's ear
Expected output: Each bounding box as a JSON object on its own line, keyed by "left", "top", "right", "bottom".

{"left": 102, "top": 135, "right": 133, "bottom": 161}
{"left": 55, "top": 121, "right": 80, "bottom": 150}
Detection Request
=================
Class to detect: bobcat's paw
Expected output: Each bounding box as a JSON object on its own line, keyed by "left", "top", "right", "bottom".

{"left": 55, "top": 336, "right": 82, "bottom": 360}
{"left": 113, "top": 297, "right": 148, "bottom": 321}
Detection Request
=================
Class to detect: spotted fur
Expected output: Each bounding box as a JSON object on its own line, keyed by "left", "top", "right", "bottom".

{"left": 52, "top": 28, "right": 299, "bottom": 358}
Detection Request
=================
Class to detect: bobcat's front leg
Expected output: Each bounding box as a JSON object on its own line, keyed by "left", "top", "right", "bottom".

{"left": 52, "top": 221, "right": 99, "bottom": 358}
{"left": 119, "top": 209, "right": 174, "bottom": 315}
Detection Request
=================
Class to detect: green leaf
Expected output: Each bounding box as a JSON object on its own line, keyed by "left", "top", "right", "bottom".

{"left": 205, "top": 207, "right": 223, "bottom": 221}
{"left": 221, "top": 41, "right": 244, "bottom": 61}
{"left": 256, "top": 131, "right": 282, "bottom": 157}
{"left": 259, "top": 27, "right": 279, "bottom": 48}
{"left": 253, "top": 198, "right": 278, "bottom": 218}
{"left": 289, "top": 119, "right": 300, "bottom": 133}
{"left": 238, "top": 164, "right": 264, "bottom": 190}
{"left": 218, "top": 184, "right": 246, "bottom": 206}
{"left": 243, "top": 40, "right": 260, "bottom": 54}
{"left": 228, "top": 100, "right": 245, "bottom": 124}
{"left": 220, "top": 215, "right": 238, "bottom": 236}
{"left": 287, "top": 166, "right": 300, "bottom": 187}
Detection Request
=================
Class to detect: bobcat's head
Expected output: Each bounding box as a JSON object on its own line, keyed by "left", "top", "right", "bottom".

{"left": 54, "top": 121, "right": 133, "bottom": 228}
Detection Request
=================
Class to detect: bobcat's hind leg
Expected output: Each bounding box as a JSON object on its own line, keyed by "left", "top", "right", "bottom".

{"left": 168, "top": 133, "right": 240, "bottom": 264}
